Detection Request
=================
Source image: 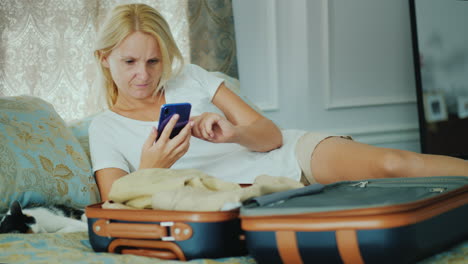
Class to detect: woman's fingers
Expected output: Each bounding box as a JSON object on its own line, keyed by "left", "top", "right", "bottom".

{"left": 158, "top": 114, "right": 179, "bottom": 142}
{"left": 172, "top": 126, "right": 192, "bottom": 157}
{"left": 190, "top": 116, "right": 202, "bottom": 138}
{"left": 204, "top": 115, "right": 219, "bottom": 139}
{"left": 143, "top": 126, "right": 158, "bottom": 148}
{"left": 168, "top": 120, "right": 193, "bottom": 148}
{"left": 191, "top": 113, "right": 233, "bottom": 142}
{"left": 196, "top": 114, "right": 217, "bottom": 140}
{"left": 191, "top": 115, "right": 208, "bottom": 139}
{"left": 192, "top": 115, "right": 208, "bottom": 139}
{"left": 140, "top": 117, "right": 193, "bottom": 169}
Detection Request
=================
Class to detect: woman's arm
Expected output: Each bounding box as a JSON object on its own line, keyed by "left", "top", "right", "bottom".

{"left": 230, "top": 117, "right": 282, "bottom": 152}
{"left": 95, "top": 168, "right": 128, "bottom": 201}
{"left": 191, "top": 83, "right": 283, "bottom": 152}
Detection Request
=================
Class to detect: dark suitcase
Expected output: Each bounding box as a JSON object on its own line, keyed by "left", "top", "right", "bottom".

{"left": 240, "top": 176, "right": 468, "bottom": 264}
{"left": 86, "top": 203, "right": 246, "bottom": 260}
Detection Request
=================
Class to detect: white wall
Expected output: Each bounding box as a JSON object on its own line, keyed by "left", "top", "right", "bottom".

{"left": 233, "top": 0, "right": 421, "bottom": 152}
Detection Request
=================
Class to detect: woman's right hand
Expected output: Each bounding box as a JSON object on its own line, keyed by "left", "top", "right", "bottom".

{"left": 139, "top": 114, "right": 193, "bottom": 169}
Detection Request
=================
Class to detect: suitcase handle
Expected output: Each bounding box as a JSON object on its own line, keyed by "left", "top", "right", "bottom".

{"left": 109, "top": 238, "right": 186, "bottom": 261}
{"left": 121, "top": 248, "right": 177, "bottom": 260}
{"left": 93, "top": 219, "right": 193, "bottom": 241}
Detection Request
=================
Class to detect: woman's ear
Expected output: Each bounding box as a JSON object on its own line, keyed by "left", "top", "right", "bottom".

{"left": 97, "top": 51, "right": 110, "bottom": 68}
{"left": 101, "top": 56, "right": 110, "bottom": 68}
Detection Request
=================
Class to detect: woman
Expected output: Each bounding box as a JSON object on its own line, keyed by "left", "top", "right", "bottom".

{"left": 89, "top": 4, "right": 468, "bottom": 201}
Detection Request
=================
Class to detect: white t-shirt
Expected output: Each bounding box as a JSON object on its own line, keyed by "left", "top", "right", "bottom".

{"left": 89, "top": 64, "right": 306, "bottom": 183}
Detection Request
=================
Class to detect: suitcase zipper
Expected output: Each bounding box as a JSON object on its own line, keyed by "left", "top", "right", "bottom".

{"left": 429, "top": 187, "right": 447, "bottom": 193}
{"left": 349, "top": 177, "right": 467, "bottom": 189}
{"left": 351, "top": 181, "right": 369, "bottom": 188}
{"left": 351, "top": 181, "right": 448, "bottom": 193}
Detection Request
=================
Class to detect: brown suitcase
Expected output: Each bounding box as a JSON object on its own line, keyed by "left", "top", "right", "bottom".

{"left": 86, "top": 202, "right": 246, "bottom": 260}
{"left": 240, "top": 176, "right": 468, "bottom": 264}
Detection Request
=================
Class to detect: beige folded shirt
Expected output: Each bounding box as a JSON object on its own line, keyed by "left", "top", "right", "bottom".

{"left": 106, "top": 168, "right": 303, "bottom": 211}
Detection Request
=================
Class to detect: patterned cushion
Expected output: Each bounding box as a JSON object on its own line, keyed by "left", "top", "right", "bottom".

{"left": 67, "top": 114, "right": 98, "bottom": 162}
{"left": 0, "top": 96, "right": 100, "bottom": 213}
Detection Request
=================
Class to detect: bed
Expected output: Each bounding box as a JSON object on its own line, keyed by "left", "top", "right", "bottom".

{"left": 0, "top": 91, "right": 466, "bottom": 264}
{"left": 0, "top": 232, "right": 466, "bottom": 263}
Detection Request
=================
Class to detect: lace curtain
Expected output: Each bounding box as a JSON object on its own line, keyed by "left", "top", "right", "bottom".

{"left": 0, "top": 0, "right": 237, "bottom": 121}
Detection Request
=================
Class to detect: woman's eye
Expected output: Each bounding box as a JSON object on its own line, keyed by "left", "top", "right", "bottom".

{"left": 148, "top": 59, "right": 159, "bottom": 65}
{"left": 125, "top": 60, "right": 134, "bottom": 64}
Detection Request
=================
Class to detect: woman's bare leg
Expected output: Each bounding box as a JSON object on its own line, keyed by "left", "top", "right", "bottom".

{"left": 309, "top": 137, "right": 468, "bottom": 184}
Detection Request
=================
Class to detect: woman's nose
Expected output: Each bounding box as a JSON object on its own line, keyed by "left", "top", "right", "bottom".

{"left": 135, "top": 63, "right": 150, "bottom": 80}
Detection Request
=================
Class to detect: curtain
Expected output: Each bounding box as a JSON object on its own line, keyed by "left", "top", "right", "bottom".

{"left": 188, "top": 0, "right": 238, "bottom": 79}
{"left": 0, "top": 0, "right": 238, "bottom": 121}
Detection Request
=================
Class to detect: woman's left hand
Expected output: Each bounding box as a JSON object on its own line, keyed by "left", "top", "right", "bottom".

{"left": 190, "top": 112, "right": 238, "bottom": 143}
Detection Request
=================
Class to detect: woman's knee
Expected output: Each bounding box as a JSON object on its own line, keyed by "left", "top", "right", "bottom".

{"left": 377, "top": 149, "right": 422, "bottom": 178}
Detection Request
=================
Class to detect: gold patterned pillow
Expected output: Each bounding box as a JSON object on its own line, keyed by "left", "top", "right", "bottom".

{"left": 0, "top": 95, "right": 100, "bottom": 213}
{"left": 67, "top": 114, "right": 98, "bottom": 162}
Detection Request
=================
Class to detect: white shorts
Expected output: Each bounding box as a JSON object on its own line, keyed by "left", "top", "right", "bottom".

{"left": 294, "top": 132, "right": 352, "bottom": 184}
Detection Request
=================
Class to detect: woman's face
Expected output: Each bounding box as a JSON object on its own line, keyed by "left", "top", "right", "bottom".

{"left": 103, "top": 31, "right": 163, "bottom": 100}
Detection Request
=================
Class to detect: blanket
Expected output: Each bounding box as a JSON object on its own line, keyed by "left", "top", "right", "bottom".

{"left": 0, "top": 232, "right": 256, "bottom": 264}
{"left": 0, "top": 232, "right": 466, "bottom": 263}
{"left": 107, "top": 168, "right": 304, "bottom": 211}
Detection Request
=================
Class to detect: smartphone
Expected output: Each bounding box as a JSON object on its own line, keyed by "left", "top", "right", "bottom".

{"left": 156, "top": 102, "right": 192, "bottom": 140}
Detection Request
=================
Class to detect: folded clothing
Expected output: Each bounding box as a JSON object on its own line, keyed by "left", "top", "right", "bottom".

{"left": 105, "top": 168, "right": 304, "bottom": 211}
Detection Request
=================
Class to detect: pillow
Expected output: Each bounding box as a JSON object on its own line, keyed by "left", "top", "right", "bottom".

{"left": 0, "top": 95, "right": 100, "bottom": 213}
{"left": 67, "top": 114, "right": 98, "bottom": 162}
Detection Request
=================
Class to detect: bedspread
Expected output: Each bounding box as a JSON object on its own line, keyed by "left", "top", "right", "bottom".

{"left": 0, "top": 232, "right": 255, "bottom": 264}
{"left": 0, "top": 232, "right": 466, "bottom": 263}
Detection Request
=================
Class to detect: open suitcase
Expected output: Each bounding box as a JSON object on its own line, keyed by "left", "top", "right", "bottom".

{"left": 240, "top": 176, "right": 468, "bottom": 264}
{"left": 85, "top": 203, "right": 246, "bottom": 260}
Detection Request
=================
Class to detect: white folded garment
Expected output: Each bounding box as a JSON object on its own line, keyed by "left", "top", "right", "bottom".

{"left": 106, "top": 168, "right": 304, "bottom": 211}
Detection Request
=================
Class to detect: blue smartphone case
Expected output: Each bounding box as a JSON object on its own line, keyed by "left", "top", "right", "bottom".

{"left": 157, "top": 103, "right": 191, "bottom": 140}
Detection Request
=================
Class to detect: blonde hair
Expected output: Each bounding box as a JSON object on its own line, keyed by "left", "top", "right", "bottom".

{"left": 94, "top": 4, "right": 184, "bottom": 107}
